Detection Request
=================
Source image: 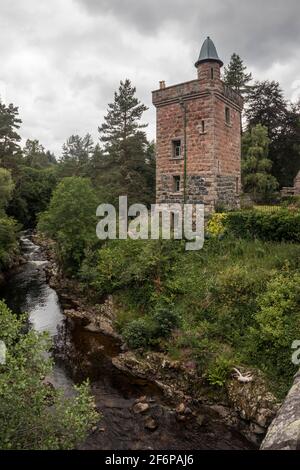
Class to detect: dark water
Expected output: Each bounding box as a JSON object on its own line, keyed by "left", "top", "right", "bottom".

{"left": 0, "top": 235, "right": 253, "bottom": 450}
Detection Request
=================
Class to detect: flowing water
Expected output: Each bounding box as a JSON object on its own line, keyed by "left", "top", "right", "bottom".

{"left": 0, "top": 234, "right": 253, "bottom": 450}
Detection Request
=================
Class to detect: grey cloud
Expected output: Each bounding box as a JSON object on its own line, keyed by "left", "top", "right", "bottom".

{"left": 0, "top": 0, "right": 300, "bottom": 155}
{"left": 75, "top": 0, "right": 300, "bottom": 67}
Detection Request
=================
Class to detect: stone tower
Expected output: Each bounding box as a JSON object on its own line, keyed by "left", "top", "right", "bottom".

{"left": 152, "top": 36, "right": 243, "bottom": 212}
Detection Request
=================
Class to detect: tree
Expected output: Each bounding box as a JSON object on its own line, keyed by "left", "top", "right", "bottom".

{"left": 0, "top": 217, "right": 19, "bottom": 272}
{"left": 245, "top": 81, "right": 300, "bottom": 186}
{"left": 23, "top": 139, "right": 56, "bottom": 168}
{"left": 0, "top": 168, "right": 14, "bottom": 214}
{"left": 99, "top": 79, "right": 148, "bottom": 152}
{"left": 38, "top": 177, "right": 99, "bottom": 273}
{"left": 62, "top": 134, "right": 94, "bottom": 164}
{"left": 271, "top": 101, "right": 300, "bottom": 187}
{"left": 7, "top": 166, "right": 58, "bottom": 228}
{"left": 0, "top": 101, "right": 22, "bottom": 170}
{"left": 0, "top": 300, "right": 98, "bottom": 449}
{"left": 58, "top": 134, "right": 94, "bottom": 178}
{"left": 245, "top": 80, "right": 287, "bottom": 140}
{"left": 242, "top": 124, "right": 278, "bottom": 202}
{"left": 223, "top": 53, "right": 252, "bottom": 95}
{"left": 98, "top": 79, "right": 155, "bottom": 205}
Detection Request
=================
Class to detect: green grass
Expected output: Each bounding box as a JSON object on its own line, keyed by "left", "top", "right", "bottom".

{"left": 85, "top": 235, "right": 300, "bottom": 398}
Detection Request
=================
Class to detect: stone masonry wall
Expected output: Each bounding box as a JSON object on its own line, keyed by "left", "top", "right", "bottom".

{"left": 153, "top": 62, "right": 243, "bottom": 213}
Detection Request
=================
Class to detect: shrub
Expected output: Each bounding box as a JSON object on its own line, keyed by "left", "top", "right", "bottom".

{"left": 153, "top": 304, "right": 181, "bottom": 337}
{"left": 0, "top": 300, "right": 98, "bottom": 449}
{"left": 206, "top": 213, "right": 228, "bottom": 237}
{"left": 0, "top": 216, "right": 19, "bottom": 271}
{"left": 82, "top": 238, "right": 184, "bottom": 296}
{"left": 249, "top": 273, "right": 300, "bottom": 384}
{"left": 123, "top": 317, "right": 156, "bottom": 349}
{"left": 226, "top": 209, "right": 300, "bottom": 242}
{"left": 281, "top": 195, "right": 300, "bottom": 208}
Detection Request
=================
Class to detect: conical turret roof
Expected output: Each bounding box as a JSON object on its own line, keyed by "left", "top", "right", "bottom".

{"left": 195, "top": 36, "right": 223, "bottom": 67}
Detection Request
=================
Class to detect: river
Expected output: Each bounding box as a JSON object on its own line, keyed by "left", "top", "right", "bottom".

{"left": 0, "top": 234, "right": 253, "bottom": 450}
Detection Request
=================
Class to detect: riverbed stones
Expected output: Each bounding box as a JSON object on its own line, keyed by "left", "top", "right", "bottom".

{"left": 176, "top": 403, "right": 186, "bottom": 414}
{"left": 144, "top": 416, "right": 158, "bottom": 431}
{"left": 135, "top": 395, "right": 147, "bottom": 403}
{"left": 133, "top": 402, "right": 150, "bottom": 414}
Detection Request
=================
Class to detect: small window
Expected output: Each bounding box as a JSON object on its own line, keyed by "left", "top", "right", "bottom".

{"left": 172, "top": 140, "right": 181, "bottom": 158}
{"left": 211, "top": 68, "right": 214, "bottom": 80}
{"left": 225, "top": 106, "right": 231, "bottom": 124}
{"left": 173, "top": 175, "right": 180, "bottom": 192}
{"left": 201, "top": 120, "right": 205, "bottom": 133}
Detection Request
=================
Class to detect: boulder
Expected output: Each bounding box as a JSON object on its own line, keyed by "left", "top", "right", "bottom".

{"left": 133, "top": 402, "right": 149, "bottom": 414}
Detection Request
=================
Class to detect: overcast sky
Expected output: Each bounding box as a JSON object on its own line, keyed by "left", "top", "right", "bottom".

{"left": 0, "top": 0, "right": 300, "bottom": 156}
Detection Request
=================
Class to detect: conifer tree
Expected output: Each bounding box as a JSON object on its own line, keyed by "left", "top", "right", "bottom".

{"left": 98, "top": 79, "right": 154, "bottom": 205}
{"left": 223, "top": 53, "right": 252, "bottom": 95}
{"left": 99, "top": 78, "right": 148, "bottom": 153}
{"left": 242, "top": 124, "right": 278, "bottom": 202}
{"left": 0, "top": 101, "right": 22, "bottom": 169}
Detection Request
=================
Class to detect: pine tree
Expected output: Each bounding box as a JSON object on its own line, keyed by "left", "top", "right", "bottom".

{"left": 98, "top": 79, "right": 154, "bottom": 205}
{"left": 223, "top": 53, "right": 252, "bottom": 95}
{"left": 23, "top": 139, "right": 57, "bottom": 168}
{"left": 0, "top": 101, "right": 22, "bottom": 169}
{"left": 62, "top": 134, "right": 94, "bottom": 163}
{"left": 99, "top": 78, "right": 148, "bottom": 153}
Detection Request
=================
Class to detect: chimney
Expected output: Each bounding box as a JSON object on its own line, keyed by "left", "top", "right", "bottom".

{"left": 159, "top": 80, "right": 166, "bottom": 90}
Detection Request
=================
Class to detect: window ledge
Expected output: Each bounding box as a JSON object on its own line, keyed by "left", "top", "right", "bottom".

{"left": 169, "top": 156, "right": 183, "bottom": 161}
{"left": 225, "top": 122, "right": 232, "bottom": 128}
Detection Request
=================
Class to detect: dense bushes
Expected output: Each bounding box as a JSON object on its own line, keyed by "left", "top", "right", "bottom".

{"left": 88, "top": 234, "right": 300, "bottom": 397}
{"left": 0, "top": 300, "right": 98, "bottom": 449}
{"left": 0, "top": 217, "right": 19, "bottom": 271}
{"left": 248, "top": 273, "right": 300, "bottom": 390}
{"left": 225, "top": 208, "right": 300, "bottom": 242}
{"left": 0, "top": 168, "right": 19, "bottom": 273}
{"left": 80, "top": 238, "right": 184, "bottom": 296}
{"left": 122, "top": 304, "right": 181, "bottom": 349}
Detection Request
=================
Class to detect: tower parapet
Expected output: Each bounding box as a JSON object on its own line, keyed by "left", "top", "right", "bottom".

{"left": 153, "top": 36, "right": 243, "bottom": 212}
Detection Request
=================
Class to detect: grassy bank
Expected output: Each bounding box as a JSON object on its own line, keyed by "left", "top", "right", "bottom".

{"left": 79, "top": 235, "right": 300, "bottom": 399}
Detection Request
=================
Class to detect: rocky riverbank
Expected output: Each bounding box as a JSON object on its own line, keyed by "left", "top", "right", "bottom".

{"left": 33, "top": 232, "right": 280, "bottom": 447}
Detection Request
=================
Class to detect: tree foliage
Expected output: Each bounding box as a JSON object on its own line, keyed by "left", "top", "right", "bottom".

{"left": 242, "top": 124, "right": 278, "bottom": 201}
{"left": 23, "top": 139, "right": 56, "bottom": 169}
{"left": 223, "top": 53, "right": 252, "bottom": 95}
{"left": 245, "top": 81, "right": 300, "bottom": 186}
{"left": 0, "top": 101, "right": 22, "bottom": 170}
{"left": 0, "top": 300, "right": 98, "bottom": 449}
{"left": 0, "top": 168, "right": 15, "bottom": 214}
{"left": 38, "top": 177, "right": 99, "bottom": 273}
{"left": 98, "top": 79, "right": 154, "bottom": 206}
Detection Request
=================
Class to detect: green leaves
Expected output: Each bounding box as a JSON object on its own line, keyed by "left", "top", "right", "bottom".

{"left": 223, "top": 52, "right": 252, "bottom": 95}
{"left": 242, "top": 124, "right": 278, "bottom": 202}
{"left": 0, "top": 216, "right": 19, "bottom": 271}
{"left": 38, "top": 176, "right": 99, "bottom": 273}
{"left": 0, "top": 300, "right": 98, "bottom": 449}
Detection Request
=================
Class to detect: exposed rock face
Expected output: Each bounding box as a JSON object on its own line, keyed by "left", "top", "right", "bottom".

{"left": 227, "top": 369, "right": 279, "bottom": 430}
{"left": 112, "top": 351, "right": 278, "bottom": 445}
{"left": 261, "top": 371, "right": 300, "bottom": 450}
